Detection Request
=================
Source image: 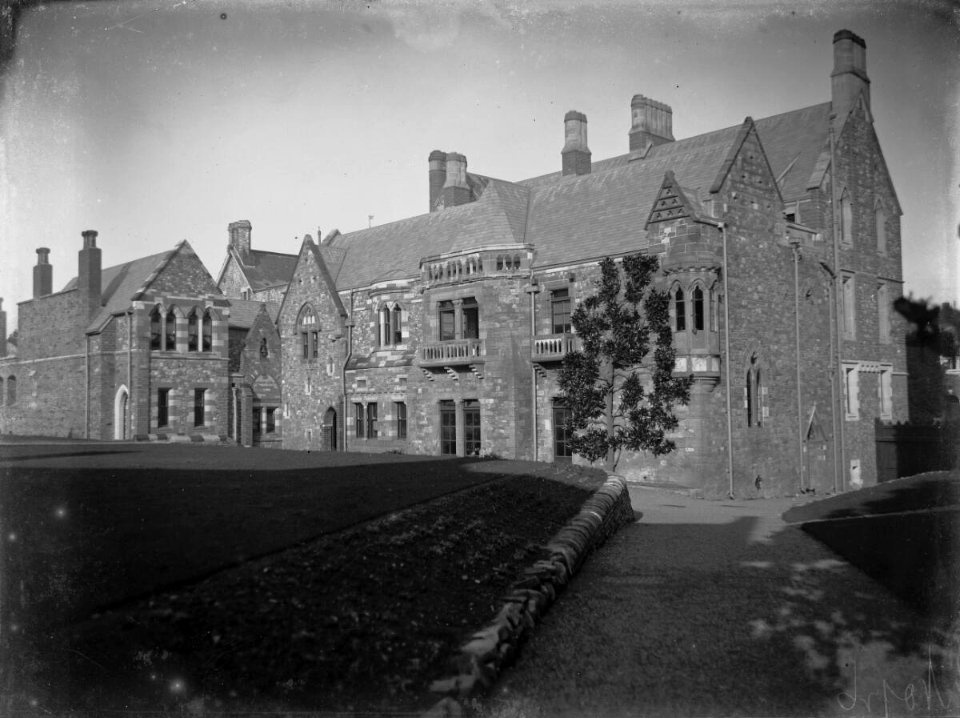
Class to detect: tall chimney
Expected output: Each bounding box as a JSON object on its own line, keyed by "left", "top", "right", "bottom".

{"left": 78, "top": 230, "right": 102, "bottom": 315}
{"left": 442, "top": 152, "right": 471, "bottom": 208}
{"left": 0, "top": 298, "right": 6, "bottom": 358}
{"left": 228, "top": 220, "right": 252, "bottom": 257}
{"left": 629, "top": 95, "right": 674, "bottom": 152}
{"left": 429, "top": 150, "right": 447, "bottom": 213}
{"left": 561, "top": 110, "right": 591, "bottom": 176}
{"left": 33, "top": 248, "right": 52, "bottom": 298}
{"left": 832, "top": 29, "right": 870, "bottom": 126}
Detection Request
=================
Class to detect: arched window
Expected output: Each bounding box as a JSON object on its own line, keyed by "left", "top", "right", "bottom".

{"left": 165, "top": 308, "right": 177, "bottom": 351}
{"left": 673, "top": 286, "right": 686, "bottom": 332}
{"left": 187, "top": 309, "right": 199, "bottom": 351}
{"left": 745, "top": 354, "right": 764, "bottom": 427}
{"left": 150, "top": 306, "right": 162, "bottom": 350}
{"left": 298, "top": 305, "right": 319, "bottom": 360}
{"left": 391, "top": 305, "right": 403, "bottom": 344}
{"left": 875, "top": 203, "right": 887, "bottom": 255}
{"left": 7, "top": 376, "right": 16, "bottom": 405}
{"left": 202, "top": 309, "right": 212, "bottom": 351}
{"left": 378, "top": 304, "right": 403, "bottom": 347}
{"left": 840, "top": 189, "right": 853, "bottom": 246}
{"left": 692, "top": 286, "right": 705, "bottom": 332}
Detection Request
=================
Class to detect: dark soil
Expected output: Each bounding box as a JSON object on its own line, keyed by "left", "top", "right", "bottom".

{"left": 1, "top": 448, "right": 604, "bottom": 715}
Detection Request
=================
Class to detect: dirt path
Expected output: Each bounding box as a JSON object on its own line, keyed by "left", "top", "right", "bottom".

{"left": 483, "top": 486, "right": 960, "bottom": 718}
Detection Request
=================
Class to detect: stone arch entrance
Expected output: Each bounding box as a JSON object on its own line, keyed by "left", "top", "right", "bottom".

{"left": 114, "top": 385, "right": 129, "bottom": 440}
{"left": 323, "top": 407, "right": 337, "bottom": 451}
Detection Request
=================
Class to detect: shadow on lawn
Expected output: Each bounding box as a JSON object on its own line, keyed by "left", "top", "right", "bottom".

{"left": 487, "top": 511, "right": 960, "bottom": 718}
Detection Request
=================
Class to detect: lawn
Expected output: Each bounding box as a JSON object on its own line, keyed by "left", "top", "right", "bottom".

{"left": 0, "top": 443, "right": 606, "bottom": 714}
{"left": 782, "top": 470, "right": 959, "bottom": 621}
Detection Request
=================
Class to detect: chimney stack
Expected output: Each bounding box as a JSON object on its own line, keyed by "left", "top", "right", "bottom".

{"left": 561, "top": 111, "right": 591, "bottom": 176}
{"left": 442, "top": 152, "right": 471, "bottom": 208}
{"left": 0, "top": 298, "right": 6, "bottom": 358}
{"left": 429, "top": 150, "right": 447, "bottom": 212}
{"left": 33, "top": 248, "right": 52, "bottom": 298}
{"left": 629, "top": 95, "right": 674, "bottom": 152}
{"left": 228, "top": 220, "right": 253, "bottom": 257}
{"left": 78, "top": 230, "right": 102, "bottom": 315}
{"left": 832, "top": 29, "right": 870, "bottom": 126}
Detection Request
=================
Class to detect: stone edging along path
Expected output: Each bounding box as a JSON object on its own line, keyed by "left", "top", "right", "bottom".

{"left": 423, "top": 474, "right": 635, "bottom": 717}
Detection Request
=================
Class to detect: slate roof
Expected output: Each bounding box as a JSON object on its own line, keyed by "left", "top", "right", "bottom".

{"left": 226, "top": 299, "right": 281, "bottom": 328}
{"left": 322, "top": 102, "right": 835, "bottom": 287}
{"left": 235, "top": 249, "right": 299, "bottom": 291}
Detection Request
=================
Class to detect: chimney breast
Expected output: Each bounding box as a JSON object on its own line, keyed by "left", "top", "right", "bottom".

{"left": 629, "top": 95, "right": 675, "bottom": 152}
{"left": 228, "top": 220, "right": 253, "bottom": 257}
{"left": 832, "top": 29, "right": 870, "bottom": 126}
{"left": 561, "top": 110, "right": 591, "bottom": 176}
{"left": 33, "top": 248, "right": 53, "bottom": 298}
{"left": 429, "top": 149, "right": 447, "bottom": 213}
{"left": 442, "top": 152, "right": 471, "bottom": 208}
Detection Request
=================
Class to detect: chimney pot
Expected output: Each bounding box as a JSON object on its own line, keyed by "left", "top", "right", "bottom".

{"left": 561, "top": 110, "right": 591, "bottom": 176}
{"left": 429, "top": 149, "right": 447, "bottom": 212}
{"left": 442, "top": 152, "right": 471, "bottom": 208}
{"left": 228, "top": 220, "right": 253, "bottom": 257}
{"left": 33, "top": 248, "right": 53, "bottom": 298}
{"left": 78, "top": 229, "right": 102, "bottom": 315}
{"left": 629, "top": 94, "right": 674, "bottom": 152}
{"left": 831, "top": 29, "right": 870, "bottom": 126}
{"left": 82, "top": 229, "right": 98, "bottom": 248}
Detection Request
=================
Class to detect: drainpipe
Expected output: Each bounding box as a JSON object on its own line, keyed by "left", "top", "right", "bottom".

{"left": 127, "top": 309, "right": 133, "bottom": 440}
{"left": 819, "top": 261, "right": 841, "bottom": 494}
{"left": 829, "top": 117, "right": 847, "bottom": 492}
{"left": 527, "top": 277, "right": 541, "bottom": 462}
{"left": 702, "top": 217, "right": 735, "bottom": 498}
{"left": 790, "top": 239, "right": 804, "bottom": 492}
{"left": 84, "top": 333, "right": 90, "bottom": 439}
{"left": 341, "top": 291, "right": 355, "bottom": 452}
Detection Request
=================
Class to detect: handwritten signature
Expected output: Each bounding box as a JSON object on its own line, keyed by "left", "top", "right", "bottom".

{"left": 838, "top": 648, "right": 960, "bottom": 717}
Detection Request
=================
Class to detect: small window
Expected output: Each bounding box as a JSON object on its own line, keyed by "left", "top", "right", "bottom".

{"left": 158, "top": 388, "right": 170, "bottom": 428}
{"left": 253, "top": 407, "right": 262, "bottom": 435}
{"left": 879, "top": 366, "right": 893, "bottom": 420}
{"left": 150, "top": 306, "right": 162, "bottom": 350}
{"left": 878, "top": 282, "right": 891, "bottom": 344}
{"left": 745, "top": 354, "right": 763, "bottom": 427}
{"left": 438, "top": 301, "right": 456, "bottom": 341}
{"left": 378, "top": 304, "right": 404, "bottom": 347}
{"left": 462, "top": 297, "right": 479, "bottom": 340}
{"left": 840, "top": 189, "right": 853, "bottom": 246}
{"left": 876, "top": 204, "right": 887, "bottom": 255}
{"left": 202, "top": 310, "right": 212, "bottom": 352}
{"left": 692, "top": 286, "right": 705, "bottom": 332}
{"left": 395, "top": 401, "right": 407, "bottom": 439}
{"left": 6, "top": 376, "right": 15, "bottom": 406}
{"left": 841, "top": 273, "right": 856, "bottom": 340}
{"left": 266, "top": 407, "right": 276, "bottom": 433}
{"left": 194, "top": 388, "right": 206, "bottom": 427}
{"left": 165, "top": 309, "right": 177, "bottom": 351}
{"left": 299, "top": 306, "right": 319, "bottom": 361}
{"left": 843, "top": 362, "right": 860, "bottom": 420}
{"left": 260, "top": 337, "right": 269, "bottom": 358}
{"left": 354, "top": 402, "right": 364, "bottom": 438}
{"left": 187, "top": 310, "right": 199, "bottom": 351}
{"left": 673, "top": 286, "right": 686, "bottom": 332}
{"left": 551, "top": 289, "right": 571, "bottom": 334}
{"left": 392, "top": 305, "right": 403, "bottom": 345}
{"left": 367, "top": 402, "right": 378, "bottom": 438}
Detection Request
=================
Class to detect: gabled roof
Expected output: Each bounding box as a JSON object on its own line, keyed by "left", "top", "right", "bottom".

{"left": 219, "top": 247, "right": 298, "bottom": 292}
{"left": 324, "top": 101, "right": 839, "bottom": 286}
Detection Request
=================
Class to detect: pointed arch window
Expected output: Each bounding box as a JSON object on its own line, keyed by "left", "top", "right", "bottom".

{"left": 298, "top": 305, "right": 319, "bottom": 360}
{"left": 150, "top": 306, "right": 162, "bottom": 350}
{"left": 187, "top": 309, "right": 199, "bottom": 351}
{"left": 692, "top": 286, "right": 705, "bottom": 332}
{"left": 378, "top": 303, "right": 404, "bottom": 347}
{"left": 165, "top": 308, "right": 177, "bottom": 351}
{"left": 745, "top": 354, "right": 765, "bottom": 427}
{"left": 673, "top": 286, "right": 686, "bottom": 332}
{"left": 875, "top": 203, "right": 887, "bottom": 255}
{"left": 840, "top": 189, "right": 853, "bottom": 246}
{"left": 202, "top": 309, "right": 213, "bottom": 352}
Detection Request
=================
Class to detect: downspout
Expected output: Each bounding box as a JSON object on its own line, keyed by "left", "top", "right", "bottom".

{"left": 528, "top": 278, "right": 540, "bottom": 462}
{"left": 84, "top": 333, "right": 90, "bottom": 439}
{"left": 829, "top": 117, "right": 847, "bottom": 492}
{"left": 820, "top": 261, "right": 841, "bottom": 494}
{"left": 341, "top": 290, "right": 355, "bottom": 452}
{"left": 127, "top": 309, "right": 133, "bottom": 440}
{"left": 703, "top": 217, "right": 735, "bottom": 498}
{"left": 791, "top": 240, "right": 804, "bottom": 492}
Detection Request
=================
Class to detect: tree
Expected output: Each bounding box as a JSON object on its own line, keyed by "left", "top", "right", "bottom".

{"left": 558, "top": 253, "right": 692, "bottom": 471}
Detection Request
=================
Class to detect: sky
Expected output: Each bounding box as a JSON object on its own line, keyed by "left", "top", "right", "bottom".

{"left": 1, "top": 0, "right": 958, "bottom": 329}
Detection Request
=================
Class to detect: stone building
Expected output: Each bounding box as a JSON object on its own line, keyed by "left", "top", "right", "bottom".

{"left": 278, "top": 29, "right": 908, "bottom": 497}
{"left": 216, "top": 220, "right": 298, "bottom": 304}
{"left": 0, "top": 234, "right": 234, "bottom": 441}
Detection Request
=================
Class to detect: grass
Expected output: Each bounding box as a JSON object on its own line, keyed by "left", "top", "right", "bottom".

{"left": 0, "top": 443, "right": 606, "bottom": 714}
{"left": 782, "top": 470, "right": 960, "bottom": 621}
